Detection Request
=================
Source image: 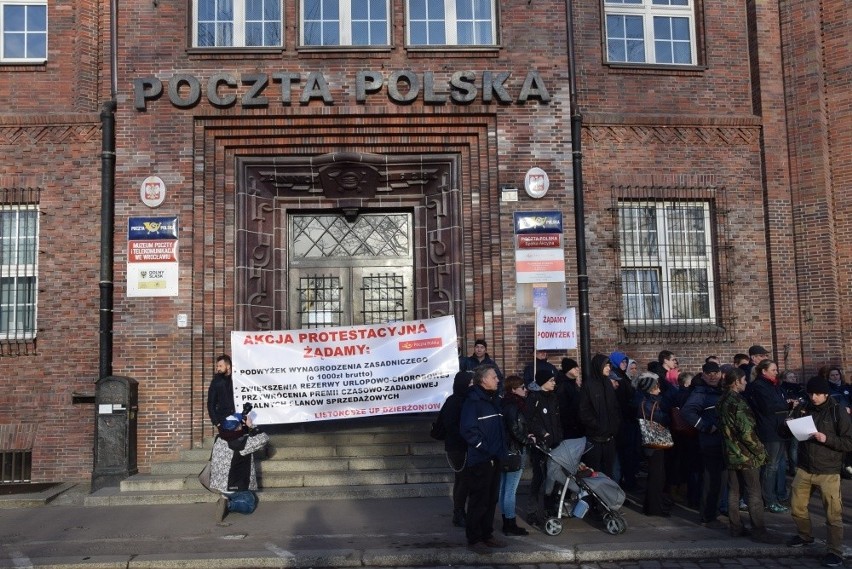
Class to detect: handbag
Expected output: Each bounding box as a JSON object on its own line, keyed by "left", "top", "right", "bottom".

{"left": 430, "top": 419, "right": 447, "bottom": 441}
{"left": 198, "top": 461, "right": 213, "bottom": 492}
{"left": 639, "top": 401, "right": 674, "bottom": 450}
{"left": 501, "top": 450, "right": 523, "bottom": 472}
{"left": 670, "top": 406, "right": 698, "bottom": 438}
{"left": 198, "top": 443, "right": 215, "bottom": 493}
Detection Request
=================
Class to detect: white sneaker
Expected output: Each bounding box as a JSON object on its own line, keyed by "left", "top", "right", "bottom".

{"left": 844, "top": 465, "right": 852, "bottom": 475}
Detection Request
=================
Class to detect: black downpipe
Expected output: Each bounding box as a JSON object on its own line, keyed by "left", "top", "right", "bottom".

{"left": 565, "top": 0, "right": 592, "bottom": 380}
{"left": 99, "top": 0, "right": 118, "bottom": 380}
{"left": 99, "top": 101, "right": 116, "bottom": 380}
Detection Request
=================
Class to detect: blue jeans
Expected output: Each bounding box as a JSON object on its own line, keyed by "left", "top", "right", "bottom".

{"left": 761, "top": 441, "right": 785, "bottom": 505}
{"left": 499, "top": 449, "right": 525, "bottom": 519}
{"left": 226, "top": 490, "right": 257, "bottom": 514}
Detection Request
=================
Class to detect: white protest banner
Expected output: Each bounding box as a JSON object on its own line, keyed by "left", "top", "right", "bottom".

{"left": 231, "top": 315, "right": 459, "bottom": 424}
{"left": 535, "top": 307, "right": 577, "bottom": 350}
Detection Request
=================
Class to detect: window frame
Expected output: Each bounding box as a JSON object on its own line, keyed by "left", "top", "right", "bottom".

{"left": 300, "top": 0, "right": 391, "bottom": 47}
{"left": 0, "top": 204, "right": 39, "bottom": 341}
{"left": 0, "top": 0, "right": 48, "bottom": 63}
{"left": 192, "top": 0, "right": 283, "bottom": 49}
{"left": 603, "top": 0, "right": 697, "bottom": 66}
{"left": 617, "top": 200, "right": 716, "bottom": 326}
{"left": 405, "top": 0, "right": 497, "bottom": 47}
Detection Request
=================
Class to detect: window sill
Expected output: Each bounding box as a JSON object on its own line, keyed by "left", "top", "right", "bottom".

{"left": 604, "top": 62, "right": 707, "bottom": 75}
{"left": 187, "top": 47, "right": 284, "bottom": 59}
{"left": 405, "top": 45, "right": 501, "bottom": 58}
{"left": 0, "top": 61, "right": 47, "bottom": 71}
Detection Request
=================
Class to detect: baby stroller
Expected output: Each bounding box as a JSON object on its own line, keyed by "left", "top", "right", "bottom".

{"left": 536, "top": 437, "right": 628, "bottom": 536}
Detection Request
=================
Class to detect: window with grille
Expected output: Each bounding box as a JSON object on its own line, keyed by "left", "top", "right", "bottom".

{"left": 301, "top": 0, "right": 389, "bottom": 46}
{"left": 406, "top": 0, "right": 496, "bottom": 46}
{"left": 618, "top": 201, "right": 715, "bottom": 325}
{"left": 296, "top": 275, "right": 342, "bottom": 328}
{"left": 361, "top": 273, "right": 406, "bottom": 323}
{"left": 1, "top": 198, "right": 38, "bottom": 342}
{"left": 1, "top": 0, "right": 47, "bottom": 62}
{"left": 193, "top": 0, "right": 282, "bottom": 47}
{"left": 604, "top": 0, "right": 697, "bottom": 65}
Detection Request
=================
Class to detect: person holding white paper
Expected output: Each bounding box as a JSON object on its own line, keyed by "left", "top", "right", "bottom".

{"left": 785, "top": 376, "right": 852, "bottom": 567}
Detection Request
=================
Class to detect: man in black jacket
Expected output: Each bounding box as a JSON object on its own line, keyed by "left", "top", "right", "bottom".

{"left": 207, "top": 354, "right": 236, "bottom": 429}
{"left": 578, "top": 353, "right": 620, "bottom": 478}
{"left": 437, "top": 370, "right": 473, "bottom": 527}
{"left": 786, "top": 377, "right": 852, "bottom": 567}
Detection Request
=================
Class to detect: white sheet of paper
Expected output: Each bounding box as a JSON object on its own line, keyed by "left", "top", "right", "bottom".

{"left": 787, "top": 415, "right": 818, "bottom": 441}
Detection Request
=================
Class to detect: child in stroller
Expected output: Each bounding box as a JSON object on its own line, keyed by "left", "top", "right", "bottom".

{"left": 535, "top": 437, "right": 628, "bottom": 536}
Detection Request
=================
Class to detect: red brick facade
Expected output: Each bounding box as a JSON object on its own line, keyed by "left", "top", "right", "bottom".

{"left": 0, "top": 0, "right": 848, "bottom": 481}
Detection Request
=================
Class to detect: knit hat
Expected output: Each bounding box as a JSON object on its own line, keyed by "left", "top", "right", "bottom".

{"left": 806, "top": 376, "right": 831, "bottom": 395}
{"left": 635, "top": 372, "right": 659, "bottom": 393}
{"left": 561, "top": 357, "right": 579, "bottom": 373}
{"left": 535, "top": 368, "right": 556, "bottom": 386}
{"left": 702, "top": 361, "right": 721, "bottom": 374}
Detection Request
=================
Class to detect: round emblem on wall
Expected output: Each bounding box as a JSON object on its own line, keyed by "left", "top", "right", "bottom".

{"left": 140, "top": 176, "right": 166, "bottom": 208}
{"left": 524, "top": 167, "right": 549, "bottom": 199}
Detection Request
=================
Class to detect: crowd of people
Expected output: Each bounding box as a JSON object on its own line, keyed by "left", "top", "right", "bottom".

{"left": 438, "top": 341, "right": 852, "bottom": 566}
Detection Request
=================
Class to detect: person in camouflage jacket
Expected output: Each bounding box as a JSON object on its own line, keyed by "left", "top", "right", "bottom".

{"left": 716, "top": 367, "right": 778, "bottom": 542}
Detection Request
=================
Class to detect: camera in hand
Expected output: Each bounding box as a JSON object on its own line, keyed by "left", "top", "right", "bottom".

{"left": 242, "top": 402, "right": 253, "bottom": 416}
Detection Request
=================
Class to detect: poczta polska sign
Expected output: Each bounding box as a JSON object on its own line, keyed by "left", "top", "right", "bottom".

{"left": 132, "top": 69, "right": 551, "bottom": 110}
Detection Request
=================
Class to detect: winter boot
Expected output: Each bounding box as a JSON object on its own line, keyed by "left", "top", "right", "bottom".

{"left": 452, "top": 508, "right": 466, "bottom": 527}
{"left": 502, "top": 515, "right": 529, "bottom": 536}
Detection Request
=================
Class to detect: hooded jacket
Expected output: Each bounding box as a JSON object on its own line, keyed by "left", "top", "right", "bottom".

{"left": 460, "top": 384, "right": 507, "bottom": 466}
{"left": 501, "top": 392, "right": 529, "bottom": 454}
{"left": 578, "top": 353, "right": 621, "bottom": 442}
{"left": 788, "top": 396, "right": 852, "bottom": 474}
{"left": 438, "top": 371, "right": 472, "bottom": 453}
{"left": 716, "top": 388, "right": 767, "bottom": 470}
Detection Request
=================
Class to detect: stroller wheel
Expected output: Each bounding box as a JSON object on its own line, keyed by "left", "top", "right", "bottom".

{"left": 604, "top": 513, "right": 627, "bottom": 535}
{"left": 543, "top": 517, "right": 563, "bottom": 536}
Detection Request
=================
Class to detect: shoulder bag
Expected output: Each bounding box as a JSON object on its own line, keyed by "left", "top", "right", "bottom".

{"left": 639, "top": 400, "right": 675, "bottom": 450}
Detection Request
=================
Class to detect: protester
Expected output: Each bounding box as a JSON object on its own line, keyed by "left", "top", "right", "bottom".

{"left": 682, "top": 363, "right": 725, "bottom": 529}
{"left": 460, "top": 339, "right": 504, "bottom": 387}
{"left": 555, "top": 357, "right": 584, "bottom": 439}
{"left": 526, "top": 367, "right": 563, "bottom": 524}
{"left": 634, "top": 372, "right": 670, "bottom": 517}
{"left": 499, "top": 375, "right": 530, "bottom": 536}
{"left": 717, "top": 367, "right": 781, "bottom": 543}
{"left": 523, "top": 350, "right": 559, "bottom": 387}
{"left": 460, "top": 365, "right": 508, "bottom": 553}
{"left": 744, "top": 359, "right": 791, "bottom": 513}
{"left": 436, "top": 370, "right": 473, "bottom": 527}
{"left": 207, "top": 354, "right": 236, "bottom": 429}
{"left": 786, "top": 376, "right": 852, "bottom": 567}
{"left": 578, "top": 353, "right": 620, "bottom": 478}
{"left": 210, "top": 407, "right": 269, "bottom": 522}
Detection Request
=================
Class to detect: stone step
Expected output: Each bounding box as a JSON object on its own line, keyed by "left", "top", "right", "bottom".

{"left": 152, "top": 454, "right": 447, "bottom": 475}
{"left": 87, "top": 482, "right": 453, "bottom": 506}
{"left": 121, "top": 466, "right": 454, "bottom": 492}
{"left": 182, "top": 441, "right": 443, "bottom": 462}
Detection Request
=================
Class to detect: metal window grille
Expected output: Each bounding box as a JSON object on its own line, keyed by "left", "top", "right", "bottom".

{"left": 297, "top": 275, "right": 342, "bottom": 328}
{"left": 361, "top": 273, "right": 407, "bottom": 324}
{"left": 0, "top": 424, "right": 36, "bottom": 483}
{"left": 0, "top": 451, "right": 32, "bottom": 483}
{"left": 1, "top": 187, "right": 39, "bottom": 356}
{"left": 612, "top": 183, "right": 735, "bottom": 344}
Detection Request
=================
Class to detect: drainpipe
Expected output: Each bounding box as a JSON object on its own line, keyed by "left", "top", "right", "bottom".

{"left": 565, "top": 0, "right": 592, "bottom": 379}
{"left": 98, "top": 0, "right": 118, "bottom": 380}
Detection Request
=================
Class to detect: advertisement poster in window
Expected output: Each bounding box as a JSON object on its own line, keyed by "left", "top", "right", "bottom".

{"left": 127, "top": 216, "right": 179, "bottom": 297}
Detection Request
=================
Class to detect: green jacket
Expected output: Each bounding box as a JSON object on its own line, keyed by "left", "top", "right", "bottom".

{"left": 716, "top": 389, "right": 767, "bottom": 470}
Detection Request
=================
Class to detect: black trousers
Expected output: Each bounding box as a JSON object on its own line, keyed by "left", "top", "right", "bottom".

{"left": 699, "top": 447, "right": 725, "bottom": 523}
{"left": 463, "top": 459, "right": 501, "bottom": 545}
{"left": 643, "top": 448, "right": 667, "bottom": 515}
{"left": 585, "top": 438, "right": 616, "bottom": 479}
